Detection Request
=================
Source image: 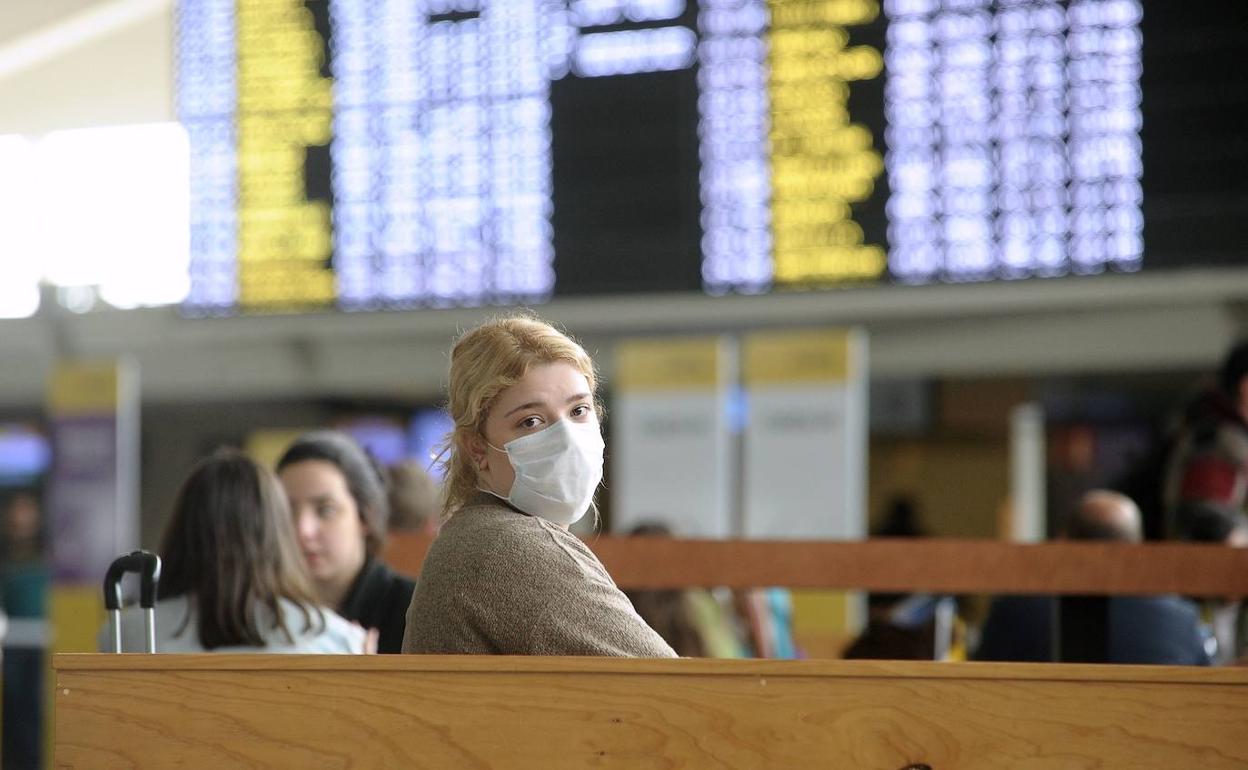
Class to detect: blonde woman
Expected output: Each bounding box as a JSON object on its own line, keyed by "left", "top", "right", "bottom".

{"left": 402, "top": 315, "right": 675, "bottom": 657}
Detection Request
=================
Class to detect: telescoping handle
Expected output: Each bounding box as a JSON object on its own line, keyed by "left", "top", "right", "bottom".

{"left": 103, "top": 550, "right": 162, "bottom": 653}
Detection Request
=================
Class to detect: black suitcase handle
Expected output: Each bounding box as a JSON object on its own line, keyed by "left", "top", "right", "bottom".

{"left": 104, "top": 550, "right": 162, "bottom": 653}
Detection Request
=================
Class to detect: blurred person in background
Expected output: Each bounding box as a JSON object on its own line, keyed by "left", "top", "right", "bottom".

{"left": 1179, "top": 501, "right": 1248, "bottom": 547}
{"left": 278, "top": 431, "right": 416, "bottom": 654}
{"left": 387, "top": 459, "right": 442, "bottom": 536}
{"left": 623, "top": 522, "right": 747, "bottom": 658}
{"left": 975, "top": 490, "right": 1209, "bottom": 665}
{"left": 1174, "top": 500, "right": 1248, "bottom": 665}
{"left": 101, "top": 450, "right": 364, "bottom": 653}
{"left": 1, "top": 491, "right": 46, "bottom": 618}
{"left": 1161, "top": 340, "right": 1248, "bottom": 538}
{"left": 402, "top": 314, "right": 675, "bottom": 657}
{"left": 2, "top": 492, "right": 49, "bottom": 769}
{"left": 2, "top": 492, "right": 41, "bottom": 564}
{"left": 866, "top": 495, "right": 927, "bottom": 616}
{"left": 622, "top": 523, "right": 705, "bottom": 656}
{"left": 1047, "top": 426, "right": 1099, "bottom": 538}
{"left": 841, "top": 613, "right": 937, "bottom": 660}
{"left": 844, "top": 495, "right": 965, "bottom": 662}
{"left": 732, "top": 588, "right": 798, "bottom": 659}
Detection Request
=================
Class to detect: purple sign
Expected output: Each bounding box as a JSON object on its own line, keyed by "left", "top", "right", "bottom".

{"left": 47, "top": 415, "right": 133, "bottom": 583}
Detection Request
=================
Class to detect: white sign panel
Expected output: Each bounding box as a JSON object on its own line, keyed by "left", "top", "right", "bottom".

{"left": 610, "top": 337, "right": 734, "bottom": 538}
{"left": 742, "top": 330, "right": 867, "bottom": 540}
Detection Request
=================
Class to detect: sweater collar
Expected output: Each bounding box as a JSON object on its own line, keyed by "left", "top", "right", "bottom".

{"left": 466, "top": 490, "right": 528, "bottom": 517}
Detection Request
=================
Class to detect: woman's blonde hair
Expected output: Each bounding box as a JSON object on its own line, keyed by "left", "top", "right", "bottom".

{"left": 439, "top": 313, "right": 599, "bottom": 516}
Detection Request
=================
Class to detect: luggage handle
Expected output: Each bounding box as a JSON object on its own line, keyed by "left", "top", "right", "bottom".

{"left": 104, "top": 551, "right": 162, "bottom": 653}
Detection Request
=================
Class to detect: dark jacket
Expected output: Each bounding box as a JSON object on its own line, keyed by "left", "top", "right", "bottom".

{"left": 974, "top": 594, "right": 1210, "bottom": 665}
{"left": 339, "top": 557, "right": 416, "bottom": 654}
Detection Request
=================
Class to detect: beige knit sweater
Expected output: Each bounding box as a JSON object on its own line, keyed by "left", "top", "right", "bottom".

{"left": 402, "top": 495, "right": 676, "bottom": 657}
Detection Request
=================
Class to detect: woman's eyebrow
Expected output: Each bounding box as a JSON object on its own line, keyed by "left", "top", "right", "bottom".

{"left": 503, "top": 393, "right": 590, "bottom": 418}
{"left": 503, "top": 400, "right": 546, "bottom": 417}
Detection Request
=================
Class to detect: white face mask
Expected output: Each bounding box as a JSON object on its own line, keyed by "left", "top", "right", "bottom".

{"left": 485, "top": 418, "right": 605, "bottom": 526}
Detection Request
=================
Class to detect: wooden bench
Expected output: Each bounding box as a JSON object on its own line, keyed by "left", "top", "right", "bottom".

{"left": 55, "top": 539, "right": 1248, "bottom": 767}
{"left": 54, "top": 654, "right": 1248, "bottom": 769}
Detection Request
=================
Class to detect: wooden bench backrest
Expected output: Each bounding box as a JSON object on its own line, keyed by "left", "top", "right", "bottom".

{"left": 385, "top": 534, "right": 1248, "bottom": 594}
{"left": 55, "top": 654, "right": 1248, "bottom": 769}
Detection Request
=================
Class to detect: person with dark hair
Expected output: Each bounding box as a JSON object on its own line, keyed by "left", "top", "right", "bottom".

{"left": 1161, "top": 339, "right": 1248, "bottom": 538}
{"left": 101, "top": 450, "right": 363, "bottom": 653}
{"left": 1175, "top": 500, "right": 1248, "bottom": 546}
{"left": 277, "top": 431, "right": 416, "bottom": 654}
{"left": 1171, "top": 500, "right": 1248, "bottom": 665}
{"left": 2, "top": 491, "right": 49, "bottom": 767}
{"left": 622, "top": 523, "right": 709, "bottom": 657}
{"left": 867, "top": 495, "right": 927, "bottom": 614}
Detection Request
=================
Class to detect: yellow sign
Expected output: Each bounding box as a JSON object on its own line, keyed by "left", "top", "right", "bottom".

{"left": 50, "top": 585, "right": 106, "bottom": 655}
{"left": 245, "top": 428, "right": 315, "bottom": 471}
{"left": 790, "top": 589, "right": 863, "bottom": 658}
{"left": 236, "top": 0, "right": 336, "bottom": 311}
{"left": 768, "top": 0, "right": 886, "bottom": 286}
{"left": 614, "top": 338, "right": 728, "bottom": 392}
{"left": 47, "top": 361, "right": 122, "bottom": 416}
{"left": 743, "top": 329, "right": 853, "bottom": 386}
{"left": 49, "top": 584, "right": 108, "bottom": 761}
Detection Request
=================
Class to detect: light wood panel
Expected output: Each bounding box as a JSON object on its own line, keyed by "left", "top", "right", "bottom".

{"left": 56, "top": 655, "right": 1248, "bottom": 769}
{"left": 385, "top": 534, "right": 1248, "bottom": 595}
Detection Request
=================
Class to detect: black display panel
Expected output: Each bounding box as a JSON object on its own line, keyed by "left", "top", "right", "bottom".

{"left": 176, "top": 0, "right": 1241, "bottom": 314}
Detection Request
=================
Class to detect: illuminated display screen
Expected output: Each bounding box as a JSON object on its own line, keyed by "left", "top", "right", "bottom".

{"left": 178, "top": 0, "right": 1235, "bottom": 313}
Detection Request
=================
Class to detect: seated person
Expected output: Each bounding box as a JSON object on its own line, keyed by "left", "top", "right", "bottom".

{"left": 844, "top": 594, "right": 960, "bottom": 661}
{"left": 1176, "top": 500, "right": 1248, "bottom": 547}
{"left": 975, "top": 490, "right": 1209, "bottom": 665}
{"left": 622, "top": 522, "right": 749, "bottom": 658}
{"left": 402, "top": 314, "right": 675, "bottom": 657}
{"left": 386, "top": 459, "right": 442, "bottom": 536}
{"left": 622, "top": 524, "right": 707, "bottom": 657}
{"left": 101, "top": 450, "right": 364, "bottom": 653}
{"left": 1173, "top": 501, "right": 1248, "bottom": 664}
{"left": 278, "top": 432, "right": 417, "bottom": 654}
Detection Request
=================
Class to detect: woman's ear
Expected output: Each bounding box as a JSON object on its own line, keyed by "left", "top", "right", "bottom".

{"left": 466, "top": 432, "right": 489, "bottom": 472}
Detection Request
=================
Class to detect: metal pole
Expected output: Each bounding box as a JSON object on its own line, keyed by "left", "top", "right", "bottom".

{"left": 110, "top": 609, "right": 122, "bottom": 653}
{"left": 143, "top": 607, "right": 156, "bottom": 654}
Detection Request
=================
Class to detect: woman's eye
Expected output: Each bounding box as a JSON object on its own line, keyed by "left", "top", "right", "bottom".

{"left": 316, "top": 505, "right": 336, "bottom": 519}
{"left": 571, "top": 404, "right": 592, "bottom": 418}
{"left": 520, "top": 416, "right": 543, "bottom": 429}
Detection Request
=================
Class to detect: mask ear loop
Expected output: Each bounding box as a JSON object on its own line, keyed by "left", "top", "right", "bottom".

{"left": 476, "top": 436, "right": 509, "bottom": 497}
{"left": 481, "top": 439, "right": 508, "bottom": 471}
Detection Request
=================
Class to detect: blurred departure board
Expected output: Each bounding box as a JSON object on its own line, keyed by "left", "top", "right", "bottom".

{"left": 178, "top": 0, "right": 1188, "bottom": 313}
